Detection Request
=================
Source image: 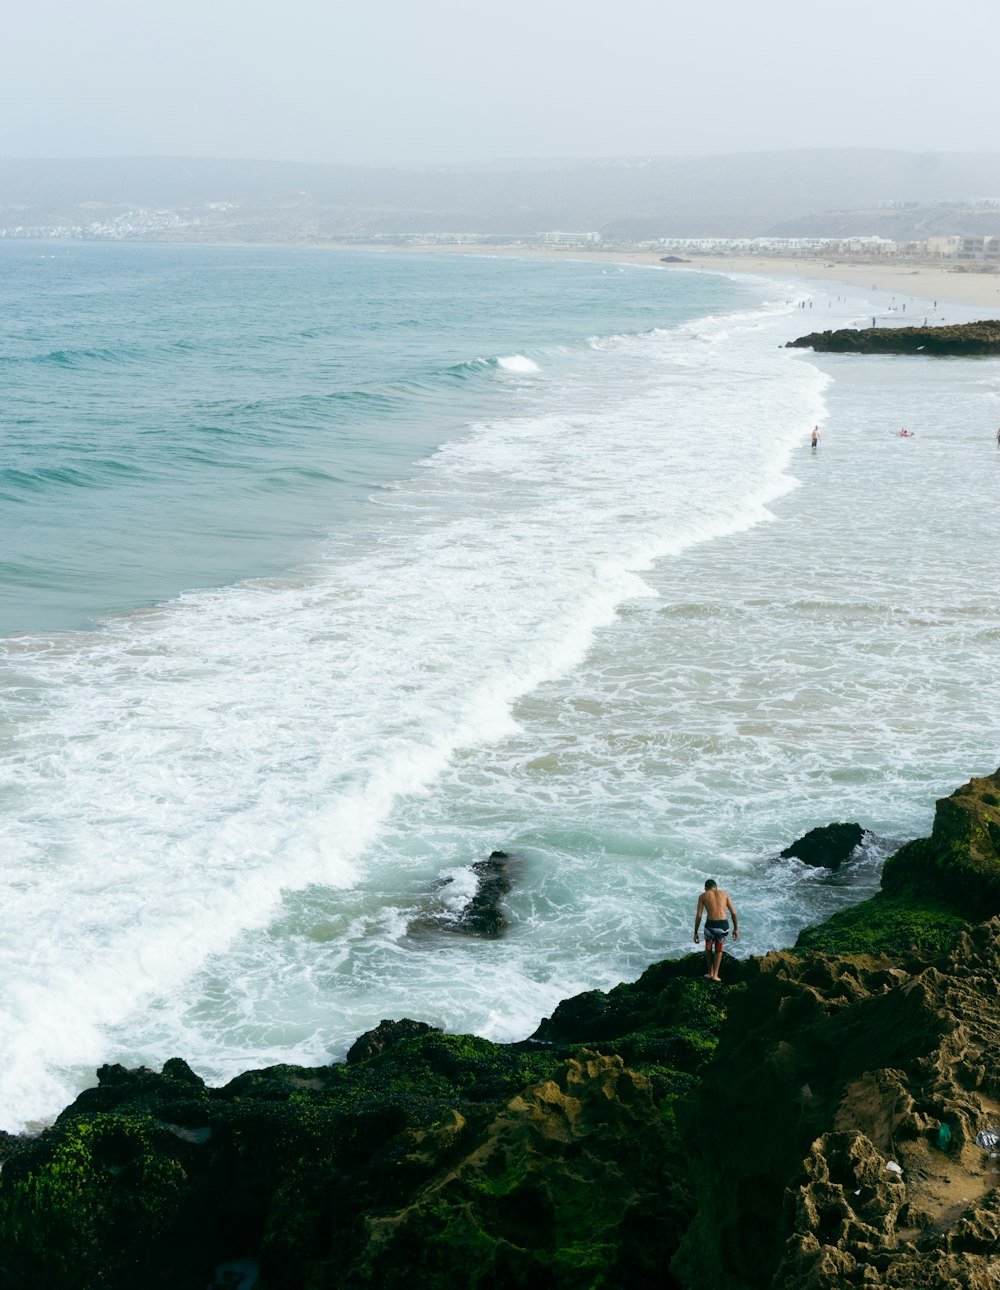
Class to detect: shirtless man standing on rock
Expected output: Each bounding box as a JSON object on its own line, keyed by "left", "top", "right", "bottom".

{"left": 694, "top": 880, "right": 738, "bottom": 982}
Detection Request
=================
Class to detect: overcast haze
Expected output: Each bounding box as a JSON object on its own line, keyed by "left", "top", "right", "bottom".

{"left": 2, "top": 0, "right": 998, "bottom": 166}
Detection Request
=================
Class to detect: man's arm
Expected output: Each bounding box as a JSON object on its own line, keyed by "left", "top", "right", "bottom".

{"left": 694, "top": 893, "right": 704, "bottom": 942}
{"left": 727, "top": 895, "right": 739, "bottom": 941}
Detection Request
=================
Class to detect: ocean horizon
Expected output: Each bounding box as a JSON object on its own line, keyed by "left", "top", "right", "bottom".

{"left": 2, "top": 241, "right": 999, "bottom": 1133}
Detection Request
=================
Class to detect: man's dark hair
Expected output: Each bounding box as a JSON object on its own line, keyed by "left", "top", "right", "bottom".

{"left": 704, "top": 879, "right": 717, "bottom": 891}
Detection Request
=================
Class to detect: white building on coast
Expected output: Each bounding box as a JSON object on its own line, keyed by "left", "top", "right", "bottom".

{"left": 647, "top": 235, "right": 899, "bottom": 257}
{"left": 927, "top": 235, "right": 1000, "bottom": 261}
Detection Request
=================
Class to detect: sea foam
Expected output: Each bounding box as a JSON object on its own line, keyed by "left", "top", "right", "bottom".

{"left": 0, "top": 286, "right": 827, "bottom": 1128}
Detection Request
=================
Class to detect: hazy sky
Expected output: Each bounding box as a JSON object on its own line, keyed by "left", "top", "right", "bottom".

{"left": 3, "top": 0, "right": 997, "bottom": 165}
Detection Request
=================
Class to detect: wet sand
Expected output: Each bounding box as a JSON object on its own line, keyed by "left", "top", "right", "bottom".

{"left": 657, "top": 253, "right": 1000, "bottom": 313}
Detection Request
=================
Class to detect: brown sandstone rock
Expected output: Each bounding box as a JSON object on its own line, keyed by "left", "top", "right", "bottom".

{"left": 672, "top": 920, "right": 1000, "bottom": 1289}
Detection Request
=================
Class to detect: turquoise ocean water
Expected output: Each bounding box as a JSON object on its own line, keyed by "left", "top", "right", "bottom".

{"left": 2, "top": 242, "right": 999, "bottom": 1130}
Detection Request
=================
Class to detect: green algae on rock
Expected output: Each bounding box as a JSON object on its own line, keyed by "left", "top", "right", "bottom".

{"left": 795, "top": 768, "right": 1000, "bottom": 957}
{"left": 794, "top": 893, "right": 969, "bottom": 957}
{"left": 881, "top": 769, "right": 1000, "bottom": 912}
{"left": 4, "top": 768, "right": 1000, "bottom": 1288}
{"left": 343, "top": 1052, "right": 689, "bottom": 1290}
{"left": 0, "top": 1015, "right": 699, "bottom": 1288}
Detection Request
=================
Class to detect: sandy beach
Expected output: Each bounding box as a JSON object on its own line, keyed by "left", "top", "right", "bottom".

{"left": 347, "top": 240, "right": 1000, "bottom": 313}
{"left": 628, "top": 251, "right": 1000, "bottom": 313}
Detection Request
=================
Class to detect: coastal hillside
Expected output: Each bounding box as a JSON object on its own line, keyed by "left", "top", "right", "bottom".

{"left": 2, "top": 770, "right": 999, "bottom": 1288}
{"left": 2, "top": 149, "right": 1000, "bottom": 242}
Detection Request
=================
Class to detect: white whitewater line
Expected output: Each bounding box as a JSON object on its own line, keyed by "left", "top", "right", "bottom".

{"left": 496, "top": 354, "right": 540, "bottom": 373}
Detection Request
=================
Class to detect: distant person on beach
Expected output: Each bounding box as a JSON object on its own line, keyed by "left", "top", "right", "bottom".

{"left": 810, "top": 426, "right": 820, "bottom": 448}
{"left": 996, "top": 426, "right": 1000, "bottom": 447}
{"left": 694, "top": 880, "right": 738, "bottom": 981}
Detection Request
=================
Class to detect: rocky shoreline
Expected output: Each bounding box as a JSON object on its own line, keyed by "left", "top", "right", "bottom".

{"left": 786, "top": 320, "right": 1000, "bottom": 356}
{"left": 2, "top": 771, "right": 999, "bottom": 1288}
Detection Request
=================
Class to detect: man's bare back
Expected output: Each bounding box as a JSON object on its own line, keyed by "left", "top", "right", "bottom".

{"left": 697, "top": 886, "right": 733, "bottom": 922}
{"left": 694, "top": 880, "right": 738, "bottom": 981}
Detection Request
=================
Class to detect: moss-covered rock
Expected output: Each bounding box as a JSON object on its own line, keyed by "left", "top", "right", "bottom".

{"left": 5, "top": 768, "right": 1000, "bottom": 1287}
{"left": 531, "top": 951, "right": 745, "bottom": 1050}
{"left": 0, "top": 1032, "right": 573, "bottom": 1290}
{"left": 794, "top": 893, "right": 968, "bottom": 957}
{"left": 342, "top": 1052, "right": 689, "bottom": 1289}
{"left": 0, "top": 1015, "right": 700, "bottom": 1289}
{"left": 880, "top": 769, "right": 1000, "bottom": 912}
{"left": 794, "top": 769, "right": 1000, "bottom": 960}
{"left": 0, "top": 1113, "right": 215, "bottom": 1289}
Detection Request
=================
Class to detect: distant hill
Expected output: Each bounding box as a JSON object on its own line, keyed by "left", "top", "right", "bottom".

{"left": 1, "top": 150, "right": 999, "bottom": 242}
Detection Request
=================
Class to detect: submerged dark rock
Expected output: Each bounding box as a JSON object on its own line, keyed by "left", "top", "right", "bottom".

{"left": 412, "top": 849, "right": 516, "bottom": 939}
{"left": 458, "top": 849, "right": 514, "bottom": 937}
{"left": 780, "top": 820, "right": 865, "bottom": 869}
{"left": 786, "top": 319, "right": 1000, "bottom": 355}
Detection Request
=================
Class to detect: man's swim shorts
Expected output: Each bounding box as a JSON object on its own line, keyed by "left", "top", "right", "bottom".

{"left": 704, "top": 919, "right": 729, "bottom": 948}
